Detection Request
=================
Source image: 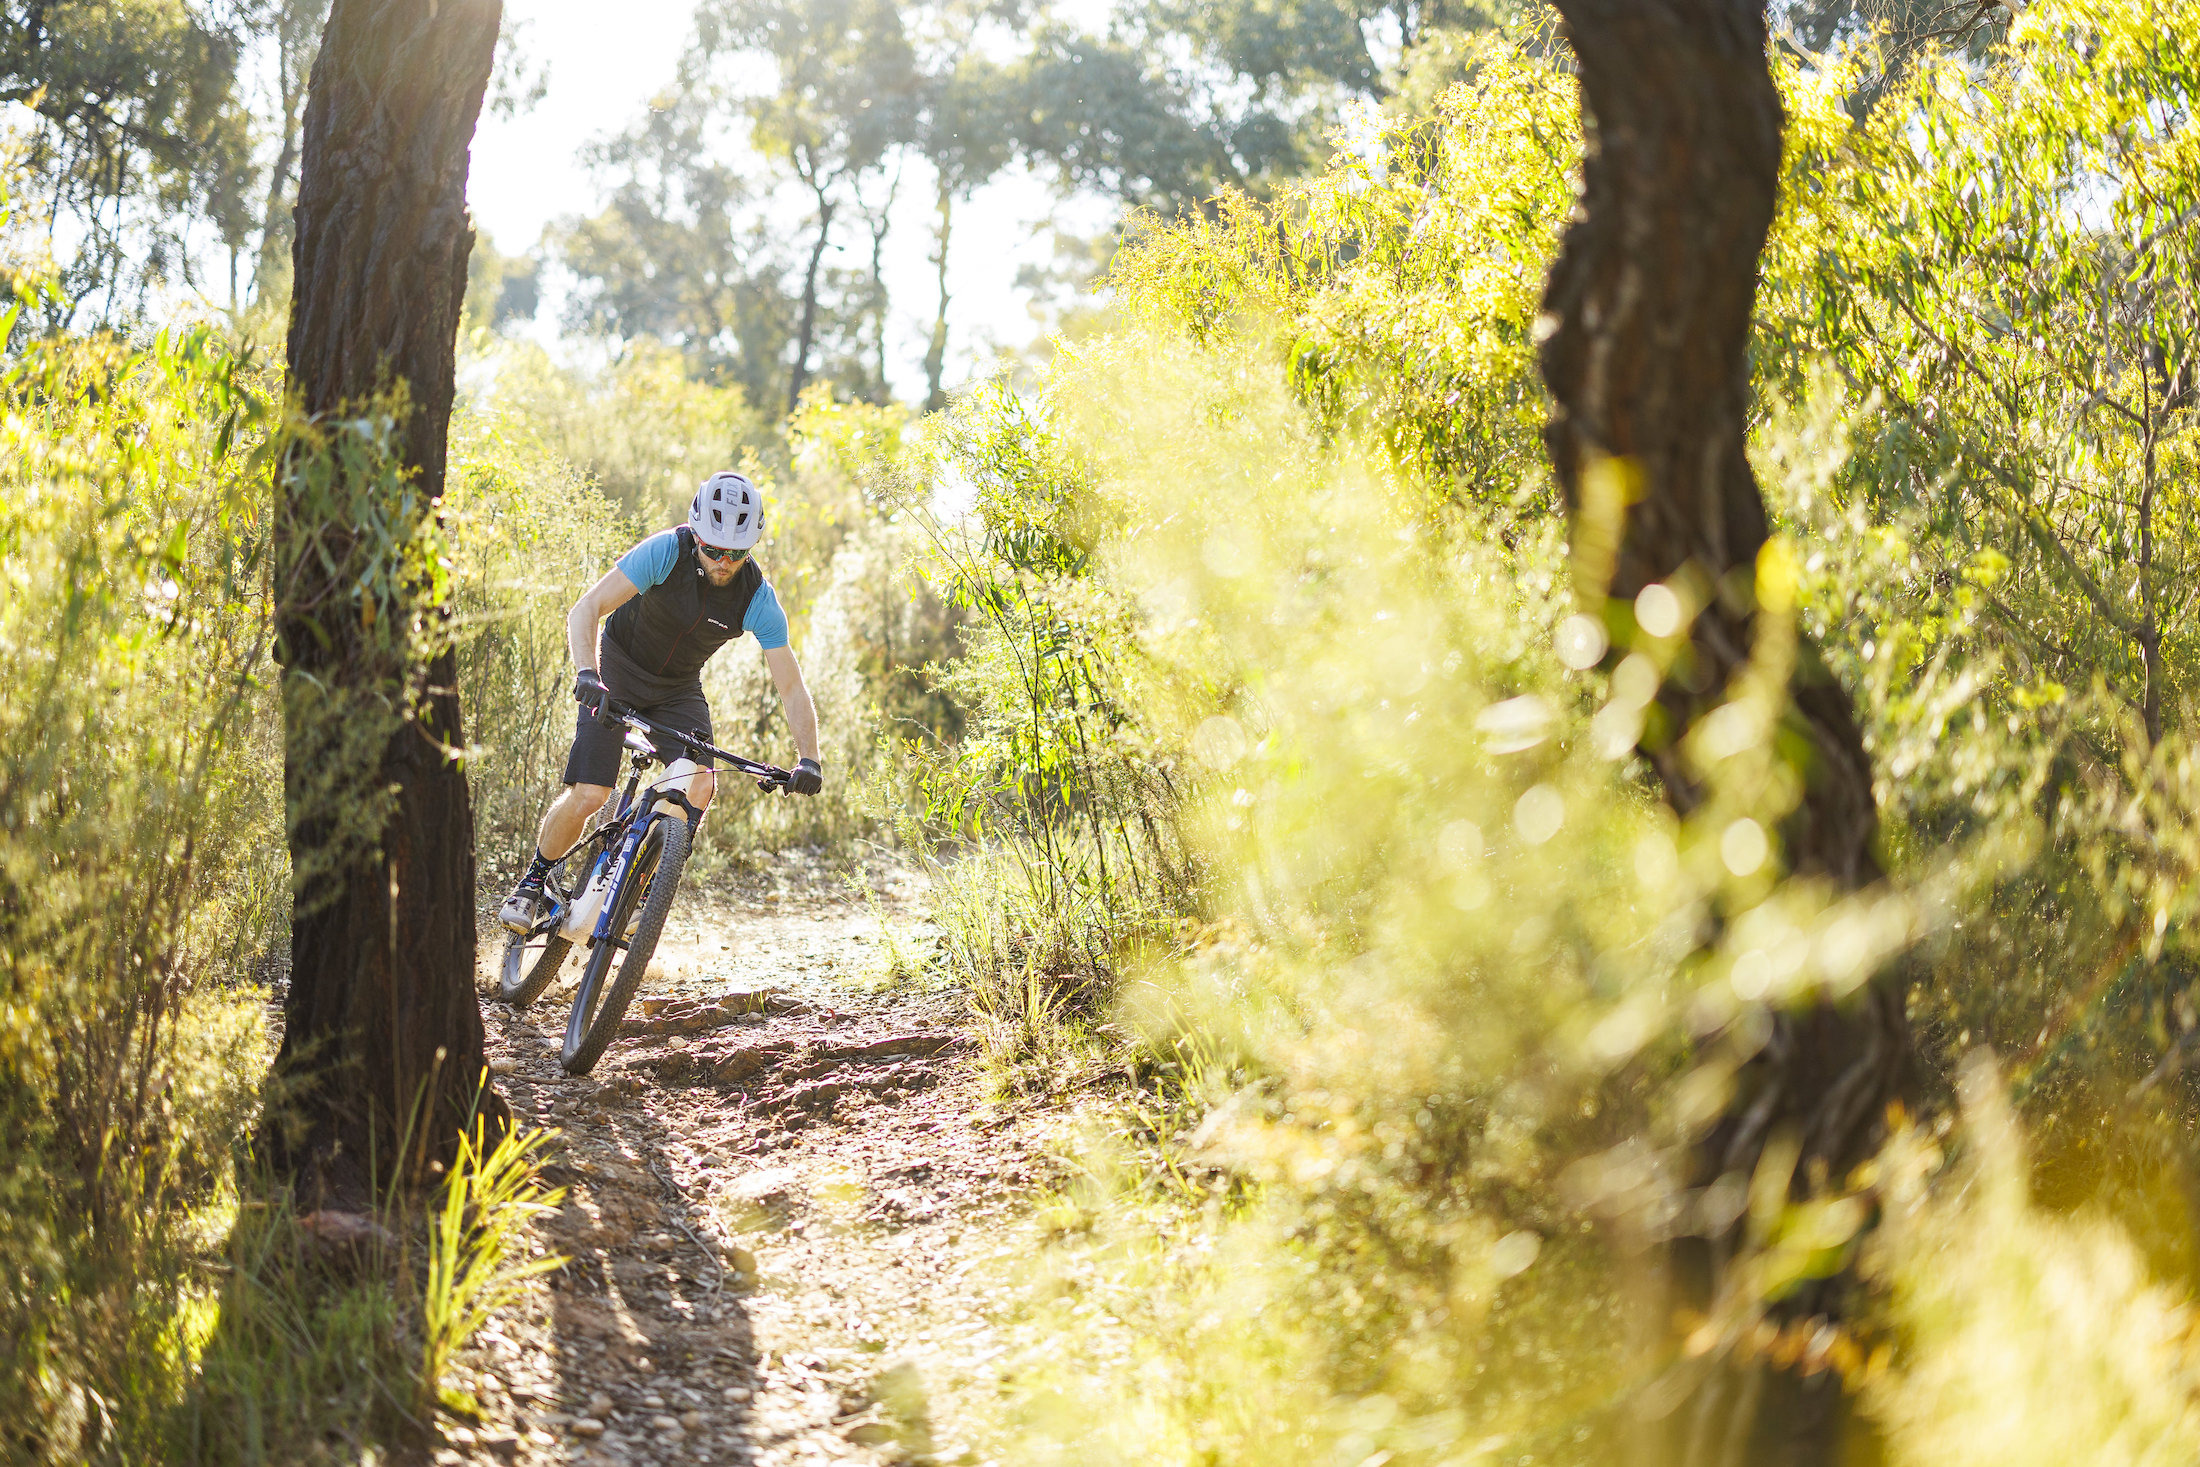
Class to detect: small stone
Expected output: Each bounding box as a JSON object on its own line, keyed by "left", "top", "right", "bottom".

{"left": 488, "top": 1056, "right": 517, "bottom": 1076}
{"left": 589, "top": 1391, "right": 615, "bottom": 1416}
{"left": 651, "top": 1414, "right": 684, "bottom": 1435}
{"left": 570, "top": 1417, "right": 605, "bottom": 1439}
{"left": 726, "top": 1244, "right": 758, "bottom": 1276}
{"left": 641, "top": 1394, "right": 666, "bottom": 1409}
{"left": 845, "top": 1421, "right": 896, "bottom": 1446}
{"left": 480, "top": 1432, "right": 521, "bottom": 1461}
{"left": 725, "top": 1167, "right": 800, "bottom": 1205}
{"left": 679, "top": 1409, "right": 707, "bottom": 1429}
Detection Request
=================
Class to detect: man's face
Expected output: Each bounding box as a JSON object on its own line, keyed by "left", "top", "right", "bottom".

{"left": 697, "top": 542, "right": 747, "bottom": 585}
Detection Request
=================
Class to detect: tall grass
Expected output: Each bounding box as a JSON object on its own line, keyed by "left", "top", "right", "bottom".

{"left": 420, "top": 1122, "right": 565, "bottom": 1417}
{"left": 182, "top": 1122, "right": 566, "bottom": 1463}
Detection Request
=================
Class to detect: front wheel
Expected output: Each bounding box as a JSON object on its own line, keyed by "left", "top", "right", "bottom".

{"left": 561, "top": 817, "right": 689, "bottom": 1076}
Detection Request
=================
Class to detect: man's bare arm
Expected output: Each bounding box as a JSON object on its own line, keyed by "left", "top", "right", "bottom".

{"left": 763, "top": 645, "right": 821, "bottom": 764}
{"left": 568, "top": 568, "right": 640, "bottom": 672}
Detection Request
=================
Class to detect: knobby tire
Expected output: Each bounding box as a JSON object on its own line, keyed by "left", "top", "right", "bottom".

{"left": 561, "top": 817, "right": 688, "bottom": 1076}
{"left": 496, "top": 928, "right": 571, "bottom": 1009}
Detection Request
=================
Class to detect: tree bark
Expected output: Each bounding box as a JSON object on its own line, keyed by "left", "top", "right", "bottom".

{"left": 264, "top": 0, "right": 507, "bottom": 1207}
{"left": 1537, "top": 3, "right": 1911, "bottom": 1463}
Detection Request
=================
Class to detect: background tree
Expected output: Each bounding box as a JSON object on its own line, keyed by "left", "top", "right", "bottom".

{"left": 915, "top": 50, "right": 1020, "bottom": 408}
{"left": 1538, "top": 1, "right": 1908, "bottom": 1461}
{"left": 263, "top": 0, "right": 507, "bottom": 1204}
{"left": 0, "top": 0, "right": 258, "bottom": 325}
{"left": 1774, "top": 0, "right": 2011, "bottom": 96}
{"left": 244, "top": 0, "right": 333, "bottom": 310}
{"left": 1012, "top": 28, "right": 1272, "bottom": 217}
{"left": 695, "top": 0, "right": 917, "bottom": 412}
{"left": 555, "top": 90, "right": 804, "bottom": 408}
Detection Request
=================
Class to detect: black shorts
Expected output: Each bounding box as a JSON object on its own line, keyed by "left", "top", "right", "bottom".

{"left": 560, "top": 685, "right": 715, "bottom": 789}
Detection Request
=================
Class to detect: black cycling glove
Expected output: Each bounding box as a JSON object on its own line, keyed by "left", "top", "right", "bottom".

{"left": 573, "top": 667, "right": 607, "bottom": 712}
{"left": 789, "top": 757, "right": 823, "bottom": 796}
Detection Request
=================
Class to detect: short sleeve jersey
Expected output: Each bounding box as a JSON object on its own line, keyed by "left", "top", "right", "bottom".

{"left": 615, "top": 531, "right": 790, "bottom": 649}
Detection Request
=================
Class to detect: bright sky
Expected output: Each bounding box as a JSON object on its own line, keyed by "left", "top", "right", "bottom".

{"left": 467, "top": 1, "right": 1120, "bottom": 403}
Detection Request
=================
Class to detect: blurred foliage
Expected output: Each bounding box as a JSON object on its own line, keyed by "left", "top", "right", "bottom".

{"left": 865, "top": 4, "right": 2200, "bottom": 1464}
{"left": 1755, "top": 2, "right": 2200, "bottom": 1242}
{"left": 1109, "top": 30, "right": 1576, "bottom": 499}
{"left": 465, "top": 337, "right": 781, "bottom": 523}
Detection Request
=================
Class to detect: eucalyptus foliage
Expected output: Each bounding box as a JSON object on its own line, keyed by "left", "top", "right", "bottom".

{"left": 899, "top": 4, "right": 2200, "bottom": 1462}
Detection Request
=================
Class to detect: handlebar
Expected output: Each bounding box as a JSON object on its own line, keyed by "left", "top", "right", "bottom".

{"left": 599, "top": 698, "right": 794, "bottom": 793}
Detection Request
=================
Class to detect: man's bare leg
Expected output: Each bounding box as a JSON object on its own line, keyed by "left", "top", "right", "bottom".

{"left": 536, "top": 769, "right": 711, "bottom": 862}
{"left": 537, "top": 783, "right": 614, "bottom": 861}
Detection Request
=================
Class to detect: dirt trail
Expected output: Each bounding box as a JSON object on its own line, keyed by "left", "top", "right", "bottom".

{"left": 439, "top": 859, "right": 1063, "bottom": 1466}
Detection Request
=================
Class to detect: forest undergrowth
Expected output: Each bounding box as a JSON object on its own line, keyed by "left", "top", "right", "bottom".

{"left": 879, "top": 9, "right": 2200, "bottom": 1464}
{"left": 8, "top": 2, "right": 2200, "bottom": 1464}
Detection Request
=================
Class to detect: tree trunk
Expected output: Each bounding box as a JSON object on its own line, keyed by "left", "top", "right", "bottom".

{"left": 1537, "top": 3, "right": 1912, "bottom": 1463}
{"left": 866, "top": 166, "right": 899, "bottom": 404}
{"left": 789, "top": 181, "right": 836, "bottom": 415}
{"left": 923, "top": 177, "right": 953, "bottom": 412}
{"left": 264, "top": 0, "right": 507, "bottom": 1208}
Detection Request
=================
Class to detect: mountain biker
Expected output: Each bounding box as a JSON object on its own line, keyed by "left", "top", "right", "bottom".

{"left": 498, "top": 470, "right": 823, "bottom": 933}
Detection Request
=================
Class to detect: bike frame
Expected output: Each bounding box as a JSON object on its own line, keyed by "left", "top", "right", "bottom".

{"left": 520, "top": 701, "right": 792, "bottom": 950}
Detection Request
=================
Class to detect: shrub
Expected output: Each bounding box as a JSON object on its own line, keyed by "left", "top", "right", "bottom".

{"left": 0, "top": 312, "right": 282, "bottom": 1460}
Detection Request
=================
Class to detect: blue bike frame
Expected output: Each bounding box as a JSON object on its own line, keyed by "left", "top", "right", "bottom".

{"left": 590, "top": 784, "right": 665, "bottom": 947}
{"left": 570, "top": 701, "right": 792, "bottom": 949}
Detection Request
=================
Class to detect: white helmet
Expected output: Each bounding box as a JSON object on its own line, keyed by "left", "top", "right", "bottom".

{"left": 690, "top": 471, "right": 764, "bottom": 550}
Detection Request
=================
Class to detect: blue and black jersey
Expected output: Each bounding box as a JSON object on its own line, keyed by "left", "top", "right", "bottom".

{"left": 597, "top": 526, "right": 788, "bottom": 703}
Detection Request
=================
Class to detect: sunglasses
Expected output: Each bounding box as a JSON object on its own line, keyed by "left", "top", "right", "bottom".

{"left": 696, "top": 542, "right": 748, "bottom": 565}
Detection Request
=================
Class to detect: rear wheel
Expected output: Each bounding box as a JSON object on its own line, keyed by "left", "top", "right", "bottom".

{"left": 495, "top": 928, "right": 570, "bottom": 1009}
{"left": 561, "top": 817, "right": 689, "bottom": 1076}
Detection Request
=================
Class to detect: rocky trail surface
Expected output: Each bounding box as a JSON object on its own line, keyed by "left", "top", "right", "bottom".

{"left": 440, "top": 859, "right": 1070, "bottom": 1467}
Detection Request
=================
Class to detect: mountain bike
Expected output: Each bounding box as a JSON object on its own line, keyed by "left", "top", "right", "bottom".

{"left": 494, "top": 701, "right": 791, "bottom": 1076}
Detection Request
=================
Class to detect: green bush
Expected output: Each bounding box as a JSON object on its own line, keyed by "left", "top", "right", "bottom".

{"left": 904, "top": 4, "right": 2200, "bottom": 1462}
{"left": 0, "top": 312, "right": 282, "bottom": 1460}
